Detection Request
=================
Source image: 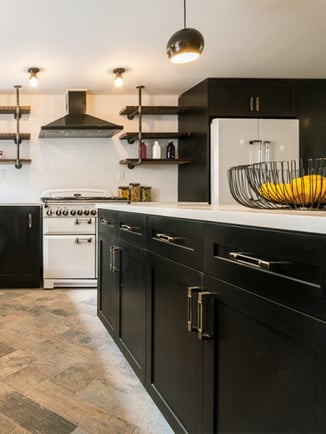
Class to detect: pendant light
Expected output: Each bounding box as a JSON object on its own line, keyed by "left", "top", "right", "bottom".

{"left": 166, "top": 0, "right": 204, "bottom": 64}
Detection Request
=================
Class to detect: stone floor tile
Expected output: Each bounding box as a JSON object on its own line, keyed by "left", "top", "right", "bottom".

{"left": 0, "top": 392, "right": 77, "bottom": 434}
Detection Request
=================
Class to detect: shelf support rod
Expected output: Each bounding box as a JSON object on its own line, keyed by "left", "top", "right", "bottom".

{"left": 14, "top": 85, "right": 22, "bottom": 169}
{"left": 128, "top": 85, "right": 144, "bottom": 169}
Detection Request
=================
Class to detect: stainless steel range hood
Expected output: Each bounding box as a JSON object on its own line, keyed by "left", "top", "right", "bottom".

{"left": 39, "top": 90, "right": 123, "bottom": 138}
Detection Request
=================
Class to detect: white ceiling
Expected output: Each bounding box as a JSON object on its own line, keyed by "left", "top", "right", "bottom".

{"left": 1, "top": 0, "right": 325, "bottom": 96}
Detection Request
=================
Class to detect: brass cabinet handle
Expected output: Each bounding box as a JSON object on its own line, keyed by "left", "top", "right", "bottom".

{"left": 120, "top": 224, "right": 141, "bottom": 233}
{"left": 197, "top": 291, "right": 214, "bottom": 341}
{"left": 155, "top": 232, "right": 184, "bottom": 244}
{"left": 249, "top": 96, "right": 254, "bottom": 112}
{"left": 187, "top": 286, "right": 202, "bottom": 332}
{"left": 255, "top": 96, "right": 260, "bottom": 112}
{"left": 28, "top": 212, "right": 32, "bottom": 229}
{"left": 100, "top": 217, "right": 113, "bottom": 225}
{"left": 229, "top": 252, "right": 290, "bottom": 272}
{"left": 110, "top": 245, "right": 120, "bottom": 272}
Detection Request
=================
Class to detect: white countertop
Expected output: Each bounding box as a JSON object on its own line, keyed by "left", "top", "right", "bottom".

{"left": 96, "top": 202, "right": 326, "bottom": 235}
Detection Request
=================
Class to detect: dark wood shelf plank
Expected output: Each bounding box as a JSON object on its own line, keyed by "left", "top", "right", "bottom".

{"left": 120, "top": 106, "right": 189, "bottom": 119}
{"left": 0, "top": 159, "right": 31, "bottom": 164}
{"left": 0, "top": 133, "right": 31, "bottom": 140}
{"left": 119, "top": 131, "right": 191, "bottom": 144}
{"left": 0, "top": 106, "right": 31, "bottom": 115}
{"left": 120, "top": 158, "right": 191, "bottom": 167}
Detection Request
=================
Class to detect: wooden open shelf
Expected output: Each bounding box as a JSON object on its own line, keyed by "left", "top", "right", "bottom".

{"left": 120, "top": 158, "right": 191, "bottom": 167}
{"left": 119, "top": 131, "right": 190, "bottom": 144}
{"left": 119, "top": 105, "right": 189, "bottom": 120}
{"left": 0, "top": 159, "right": 31, "bottom": 164}
{"left": 0, "top": 133, "right": 31, "bottom": 141}
{"left": 0, "top": 106, "right": 31, "bottom": 115}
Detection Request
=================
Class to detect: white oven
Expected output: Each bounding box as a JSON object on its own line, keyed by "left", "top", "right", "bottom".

{"left": 41, "top": 188, "right": 127, "bottom": 289}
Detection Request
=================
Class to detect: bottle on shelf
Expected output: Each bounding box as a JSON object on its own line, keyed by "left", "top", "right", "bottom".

{"left": 166, "top": 141, "right": 175, "bottom": 159}
{"left": 140, "top": 140, "right": 147, "bottom": 159}
{"left": 152, "top": 140, "right": 161, "bottom": 159}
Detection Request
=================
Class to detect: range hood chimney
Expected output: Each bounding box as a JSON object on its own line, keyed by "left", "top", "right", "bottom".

{"left": 39, "top": 90, "right": 123, "bottom": 138}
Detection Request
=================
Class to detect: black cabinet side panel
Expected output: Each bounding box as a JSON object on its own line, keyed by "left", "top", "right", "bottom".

{"left": 297, "top": 79, "right": 326, "bottom": 160}
{"left": 178, "top": 80, "right": 210, "bottom": 202}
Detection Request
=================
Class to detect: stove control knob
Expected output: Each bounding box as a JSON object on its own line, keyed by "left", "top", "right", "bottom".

{"left": 91, "top": 209, "right": 97, "bottom": 216}
{"left": 83, "top": 209, "right": 90, "bottom": 216}
{"left": 70, "top": 209, "right": 76, "bottom": 216}
{"left": 62, "top": 209, "right": 69, "bottom": 216}
{"left": 56, "top": 209, "right": 62, "bottom": 216}
{"left": 46, "top": 209, "right": 53, "bottom": 216}
{"left": 77, "top": 209, "right": 83, "bottom": 216}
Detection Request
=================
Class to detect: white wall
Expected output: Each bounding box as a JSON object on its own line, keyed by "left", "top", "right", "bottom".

{"left": 0, "top": 92, "right": 179, "bottom": 202}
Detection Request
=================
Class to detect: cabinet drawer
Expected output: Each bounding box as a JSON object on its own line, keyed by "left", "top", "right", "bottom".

{"left": 98, "top": 209, "right": 117, "bottom": 235}
{"left": 147, "top": 216, "right": 204, "bottom": 269}
{"left": 118, "top": 212, "right": 146, "bottom": 247}
{"left": 204, "top": 223, "right": 326, "bottom": 321}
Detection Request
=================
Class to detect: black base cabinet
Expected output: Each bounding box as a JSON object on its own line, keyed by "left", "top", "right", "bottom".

{"left": 97, "top": 210, "right": 146, "bottom": 384}
{"left": 203, "top": 274, "right": 326, "bottom": 434}
{"left": 0, "top": 206, "right": 41, "bottom": 288}
{"left": 98, "top": 210, "right": 326, "bottom": 434}
{"left": 147, "top": 253, "right": 203, "bottom": 434}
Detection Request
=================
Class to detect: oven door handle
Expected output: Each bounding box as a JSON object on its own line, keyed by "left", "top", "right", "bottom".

{"left": 74, "top": 218, "right": 92, "bottom": 225}
{"left": 75, "top": 237, "right": 92, "bottom": 244}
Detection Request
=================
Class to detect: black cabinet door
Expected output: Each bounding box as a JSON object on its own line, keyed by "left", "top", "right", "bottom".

{"left": 97, "top": 211, "right": 119, "bottom": 337}
{"left": 118, "top": 240, "right": 146, "bottom": 383}
{"left": 97, "top": 231, "right": 119, "bottom": 338}
{"left": 20, "top": 206, "right": 42, "bottom": 286}
{"left": 203, "top": 274, "right": 326, "bottom": 434}
{"left": 208, "top": 79, "right": 296, "bottom": 118}
{"left": 0, "top": 206, "right": 20, "bottom": 284}
{"left": 147, "top": 253, "right": 203, "bottom": 434}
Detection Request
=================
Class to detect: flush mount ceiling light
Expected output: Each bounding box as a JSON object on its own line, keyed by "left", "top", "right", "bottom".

{"left": 166, "top": 0, "right": 204, "bottom": 64}
{"left": 113, "top": 67, "right": 126, "bottom": 87}
{"left": 27, "top": 67, "right": 40, "bottom": 87}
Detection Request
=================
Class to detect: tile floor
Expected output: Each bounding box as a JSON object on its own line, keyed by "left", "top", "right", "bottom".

{"left": 0, "top": 288, "right": 174, "bottom": 434}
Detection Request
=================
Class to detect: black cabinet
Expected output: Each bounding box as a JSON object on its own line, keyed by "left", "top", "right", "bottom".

{"left": 202, "top": 274, "right": 326, "bottom": 434}
{"left": 97, "top": 210, "right": 146, "bottom": 383}
{"left": 147, "top": 253, "right": 203, "bottom": 434}
{"left": 202, "top": 222, "right": 326, "bottom": 433}
{"left": 98, "top": 210, "right": 119, "bottom": 337}
{"left": 0, "top": 206, "right": 41, "bottom": 288}
{"left": 208, "top": 79, "right": 297, "bottom": 117}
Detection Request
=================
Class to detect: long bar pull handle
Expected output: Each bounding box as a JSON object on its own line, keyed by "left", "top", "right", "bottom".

{"left": 74, "top": 218, "right": 93, "bottom": 225}
{"left": 120, "top": 224, "right": 141, "bottom": 233}
{"left": 109, "top": 246, "right": 113, "bottom": 271}
{"left": 155, "top": 233, "right": 183, "bottom": 244}
{"left": 111, "top": 245, "right": 120, "bottom": 272}
{"left": 229, "top": 252, "right": 290, "bottom": 272}
{"left": 28, "top": 213, "right": 32, "bottom": 229}
{"left": 187, "top": 286, "right": 202, "bottom": 332}
{"left": 249, "top": 96, "right": 254, "bottom": 112}
{"left": 100, "top": 218, "right": 113, "bottom": 225}
{"left": 197, "top": 291, "right": 214, "bottom": 341}
{"left": 255, "top": 96, "right": 260, "bottom": 112}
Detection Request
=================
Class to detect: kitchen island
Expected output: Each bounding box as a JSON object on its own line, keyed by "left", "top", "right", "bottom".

{"left": 96, "top": 202, "right": 326, "bottom": 434}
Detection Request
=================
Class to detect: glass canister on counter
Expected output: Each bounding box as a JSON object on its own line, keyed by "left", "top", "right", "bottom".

{"left": 118, "top": 186, "right": 130, "bottom": 200}
{"left": 141, "top": 186, "right": 152, "bottom": 202}
{"left": 129, "top": 183, "right": 141, "bottom": 202}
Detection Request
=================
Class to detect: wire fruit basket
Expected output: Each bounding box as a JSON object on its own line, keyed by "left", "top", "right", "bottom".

{"left": 227, "top": 159, "right": 326, "bottom": 209}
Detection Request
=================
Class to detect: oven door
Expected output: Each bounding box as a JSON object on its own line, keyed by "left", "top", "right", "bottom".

{"left": 43, "top": 234, "right": 96, "bottom": 279}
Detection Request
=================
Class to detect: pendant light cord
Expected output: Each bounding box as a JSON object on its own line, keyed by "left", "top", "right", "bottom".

{"left": 184, "top": 0, "right": 187, "bottom": 29}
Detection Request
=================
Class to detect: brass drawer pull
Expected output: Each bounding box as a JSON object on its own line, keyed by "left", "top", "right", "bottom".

{"left": 155, "top": 233, "right": 183, "bottom": 244}
{"left": 100, "top": 217, "right": 113, "bottom": 225}
{"left": 120, "top": 224, "right": 141, "bottom": 233}
{"left": 187, "top": 286, "right": 202, "bottom": 332}
{"left": 229, "top": 252, "right": 290, "bottom": 271}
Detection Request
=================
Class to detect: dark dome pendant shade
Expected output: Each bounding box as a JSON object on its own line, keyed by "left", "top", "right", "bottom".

{"left": 166, "top": 0, "right": 204, "bottom": 64}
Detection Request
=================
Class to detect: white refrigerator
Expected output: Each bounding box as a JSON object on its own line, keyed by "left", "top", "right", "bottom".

{"left": 210, "top": 118, "right": 300, "bottom": 205}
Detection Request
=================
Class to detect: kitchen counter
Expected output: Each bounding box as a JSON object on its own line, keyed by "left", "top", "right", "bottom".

{"left": 96, "top": 202, "right": 326, "bottom": 235}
